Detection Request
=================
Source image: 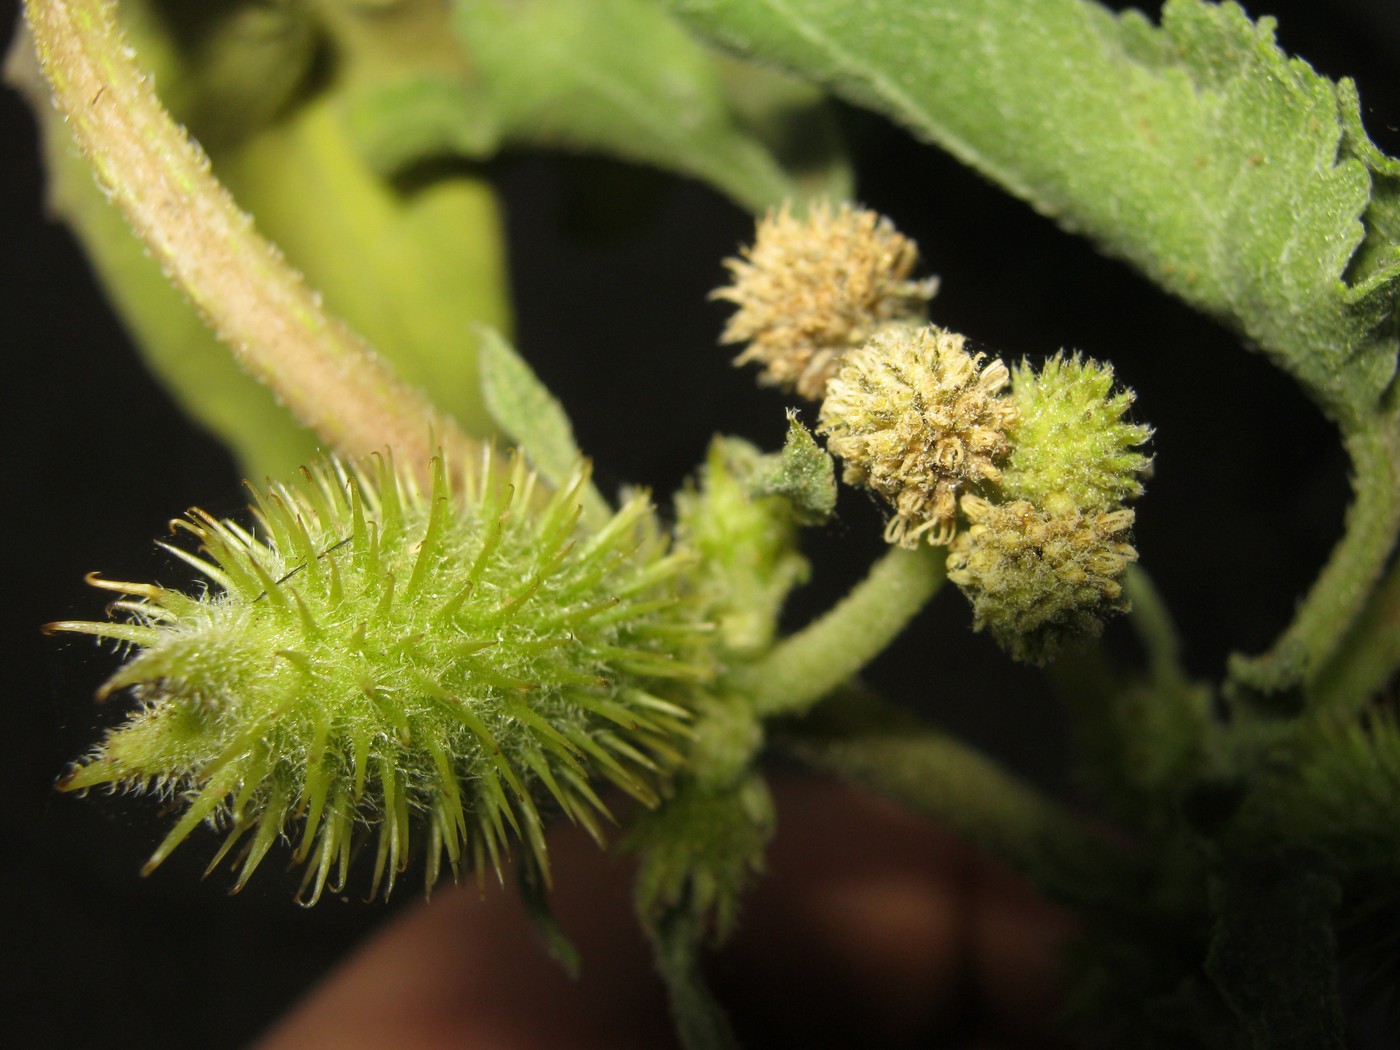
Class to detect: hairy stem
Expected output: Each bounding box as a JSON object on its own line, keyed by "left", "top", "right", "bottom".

{"left": 776, "top": 687, "right": 1128, "bottom": 898}
{"left": 1312, "top": 546, "right": 1400, "bottom": 713}
{"left": 729, "top": 543, "right": 945, "bottom": 717}
{"left": 24, "top": 0, "right": 479, "bottom": 480}
{"left": 1228, "top": 395, "right": 1400, "bottom": 701}
{"left": 1123, "top": 565, "right": 1190, "bottom": 690}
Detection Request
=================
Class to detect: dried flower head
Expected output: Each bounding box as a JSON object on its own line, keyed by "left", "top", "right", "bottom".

{"left": 1003, "top": 353, "right": 1153, "bottom": 512}
{"left": 946, "top": 495, "right": 1138, "bottom": 665}
{"left": 818, "top": 325, "right": 1018, "bottom": 546}
{"left": 48, "top": 452, "right": 710, "bottom": 902}
{"left": 713, "top": 201, "right": 938, "bottom": 400}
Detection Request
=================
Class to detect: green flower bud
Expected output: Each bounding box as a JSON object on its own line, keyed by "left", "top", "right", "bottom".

{"left": 673, "top": 436, "right": 809, "bottom": 660}
{"left": 946, "top": 496, "right": 1138, "bottom": 665}
{"left": 628, "top": 770, "right": 775, "bottom": 945}
{"left": 49, "top": 453, "right": 711, "bottom": 902}
{"left": 714, "top": 201, "right": 938, "bottom": 401}
{"left": 1002, "top": 352, "right": 1152, "bottom": 513}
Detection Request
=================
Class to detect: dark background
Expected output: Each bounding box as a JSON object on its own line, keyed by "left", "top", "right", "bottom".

{"left": 4, "top": 1, "right": 1399, "bottom": 1046}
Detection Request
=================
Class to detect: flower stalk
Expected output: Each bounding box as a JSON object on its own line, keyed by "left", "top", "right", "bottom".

{"left": 23, "top": 0, "right": 479, "bottom": 481}
{"left": 727, "top": 542, "right": 946, "bottom": 717}
{"left": 775, "top": 687, "right": 1129, "bottom": 898}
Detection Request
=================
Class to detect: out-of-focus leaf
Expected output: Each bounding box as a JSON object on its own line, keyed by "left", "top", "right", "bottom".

{"left": 342, "top": 74, "right": 497, "bottom": 177}
{"left": 452, "top": 0, "right": 850, "bottom": 212}
{"left": 8, "top": 3, "right": 512, "bottom": 479}
{"left": 216, "top": 97, "right": 510, "bottom": 448}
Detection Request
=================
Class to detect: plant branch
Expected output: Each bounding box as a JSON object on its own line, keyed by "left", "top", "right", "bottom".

{"left": 728, "top": 543, "right": 945, "bottom": 717}
{"left": 1229, "top": 395, "right": 1400, "bottom": 702}
{"left": 1123, "top": 565, "right": 1189, "bottom": 690}
{"left": 775, "top": 687, "right": 1130, "bottom": 898}
{"left": 1312, "top": 541, "right": 1400, "bottom": 713}
{"left": 23, "top": 0, "right": 479, "bottom": 481}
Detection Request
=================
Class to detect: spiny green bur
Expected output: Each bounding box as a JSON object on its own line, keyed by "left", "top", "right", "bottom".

{"left": 1002, "top": 352, "right": 1152, "bottom": 512}
{"left": 50, "top": 453, "right": 711, "bottom": 902}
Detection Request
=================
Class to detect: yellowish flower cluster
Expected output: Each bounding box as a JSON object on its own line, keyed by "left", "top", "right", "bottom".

{"left": 713, "top": 201, "right": 937, "bottom": 400}
{"left": 817, "top": 325, "right": 1017, "bottom": 547}
{"left": 715, "top": 202, "right": 1153, "bottom": 663}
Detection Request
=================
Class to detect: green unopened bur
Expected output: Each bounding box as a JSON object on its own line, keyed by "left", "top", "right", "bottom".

{"left": 50, "top": 451, "right": 713, "bottom": 902}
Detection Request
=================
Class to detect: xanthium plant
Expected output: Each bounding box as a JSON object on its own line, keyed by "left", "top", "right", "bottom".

{"left": 48, "top": 451, "right": 712, "bottom": 902}
{"left": 25, "top": 1, "right": 1400, "bottom": 1045}
{"left": 51, "top": 200, "right": 1151, "bottom": 907}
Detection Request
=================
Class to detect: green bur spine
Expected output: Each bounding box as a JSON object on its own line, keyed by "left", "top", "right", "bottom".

{"left": 51, "top": 453, "right": 711, "bottom": 902}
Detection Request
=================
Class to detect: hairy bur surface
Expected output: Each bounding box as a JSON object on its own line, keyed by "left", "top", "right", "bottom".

{"left": 948, "top": 496, "right": 1138, "bottom": 666}
{"left": 1003, "top": 353, "right": 1153, "bottom": 512}
{"left": 50, "top": 453, "right": 710, "bottom": 902}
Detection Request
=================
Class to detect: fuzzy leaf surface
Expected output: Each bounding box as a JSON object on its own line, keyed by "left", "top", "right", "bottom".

{"left": 669, "top": 0, "right": 1400, "bottom": 427}
{"left": 452, "top": 0, "right": 850, "bottom": 212}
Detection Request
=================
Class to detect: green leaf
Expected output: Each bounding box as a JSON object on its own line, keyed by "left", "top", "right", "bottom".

{"left": 343, "top": 75, "right": 498, "bottom": 178}
{"left": 451, "top": 0, "right": 851, "bottom": 212}
{"left": 217, "top": 98, "right": 511, "bottom": 453}
{"left": 117, "top": 0, "right": 319, "bottom": 152}
{"left": 749, "top": 411, "right": 836, "bottom": 526}
{"left": 669, "top": 0, "right": 1400, "bottom": 428}
{"left": 478, "top": 329, "right": 612, "bottom": 526}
